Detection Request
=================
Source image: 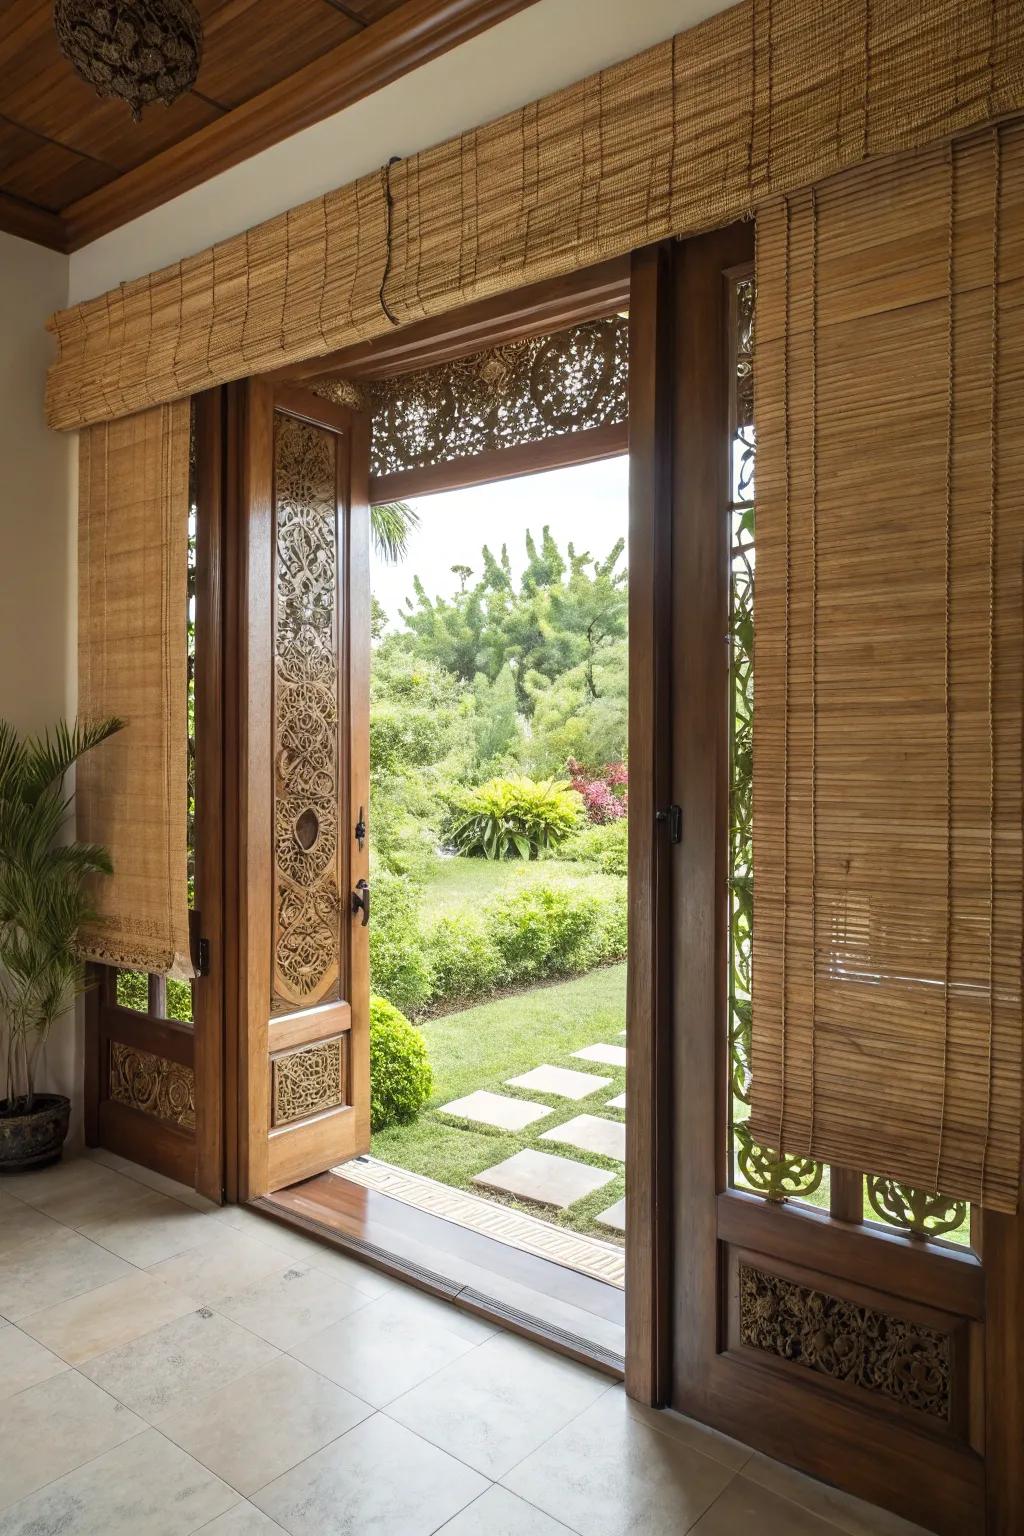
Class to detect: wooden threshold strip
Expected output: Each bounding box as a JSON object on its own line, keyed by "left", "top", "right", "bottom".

{"left": 370, "top": 420, "right": 628, "bottom": 503}
{"left": 257, "top": 1169, "right": 625, "bottom": 1375}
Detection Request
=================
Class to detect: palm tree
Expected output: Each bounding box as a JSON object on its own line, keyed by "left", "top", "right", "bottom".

{"left": 371, "top": 500, "right": 419, "bottom": 563}
{"left": 0, "top": 716, "right": 122, "bottom": 1113}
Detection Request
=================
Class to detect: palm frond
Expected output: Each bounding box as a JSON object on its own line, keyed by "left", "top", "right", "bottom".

{"left": 371, "top": 501, "right": 419, "bottom": 564}
{"left": 21, "top": 716, "right": 124, "bottom": 804}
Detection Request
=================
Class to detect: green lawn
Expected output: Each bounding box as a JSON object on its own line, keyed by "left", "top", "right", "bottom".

{"left": 372, "top": 962, "right": 627, "bottom": 1241}
{"left": 419, "top": 854, "right": 625, "bottom": 919}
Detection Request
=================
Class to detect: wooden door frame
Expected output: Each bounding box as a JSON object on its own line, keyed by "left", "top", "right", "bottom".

{"left": 654, "top": 221, "right": 1024, "bottom": 1536}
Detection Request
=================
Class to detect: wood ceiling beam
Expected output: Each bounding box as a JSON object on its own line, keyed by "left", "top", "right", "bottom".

{"left": 61, "top": 0, "right": 539, "bottom": 251}
{"left": 0, "top": 189, "right": 67, "bottom": 252}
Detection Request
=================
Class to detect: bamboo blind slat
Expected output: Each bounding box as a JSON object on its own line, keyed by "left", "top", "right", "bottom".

{"left": 77, "top": 402, "right": 196, "bottom": 981}
{"left": 45, "top": 0, "right": 1024, "bottom": 432}
{"left": 750, "top": 122, "right": 1024, "bottom": 1213}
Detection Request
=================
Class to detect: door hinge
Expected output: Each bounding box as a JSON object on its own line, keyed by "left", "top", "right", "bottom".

{"left": 354, "top": 806, "right": 366, "bottom": 851}
{"left": 655, "top": 804, "right": 683, "bottom": 844}
{"left": 196, "top": 936, "right": 211, "bottom": 976}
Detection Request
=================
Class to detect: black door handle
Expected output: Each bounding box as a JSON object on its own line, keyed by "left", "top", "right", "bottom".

{"left": 352, "top": 879, "right": 370, "bottom": 926}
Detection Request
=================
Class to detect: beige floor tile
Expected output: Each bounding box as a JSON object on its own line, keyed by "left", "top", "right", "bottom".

{"left": 0, "top": 1225, "right": 134, "bottom": 1320}
{"left": 19, "top": 1165, "right": 156, "bottom": 1230}
{"left": 0, "top": 1428, "right": 237, "bottom": 1536}
{"left": 502, "top": 1388, "right": 735, "bottom": 1536}
{"left": 388, "top": 1329, "right": 610, "bottom": 1478}
{"left": 289, "top": 1285, "right": 490, "bottom": 1407}
{"left": 743, "top": 1454, "right": 934, "bottom": 1536}
{"left": 79, "top": 1189, "right": 219, "bottom": 1266}
{"left": 161, "top": 1354, "right": 371, "bottom": 1495}
{"left": 106, "top": 1157, "right": 222, "bottom": 1213}
{"left": 0, "top": 1325, "right": 68, "bottom": 1399}
{"left": 0, "top": 1197, "right": 65, "bottom": 1247}
{"left": 622, "top": 1393, "right": 752, "bottom": 1471}
{"left": 436, "top": 1485, "right": 575, "bottom": 1535}
{"left": 198, "top": 1503, "right": 290, "bottom": 1534}
{"left": 0, "top": 1370, "right": 144, "bottom": 1510}
{"left": 253, "top": 1412, "right": 488, "bottom": 1536}
{"left": 0, "top": 1155, "right": 119, "bottom": 1210}
{"left": 82, "top": 1307, "right": 279, "bottom": 1423}
{"left": 214, "top": 1263, "right": 371, "bottom": 1349}
{"left": 19, "top": 1270, "right": 199, "bottom": 1365}
{"left": 242, "top": 1219, "right": 395, "bottom": 1298}
{"left": 691, "top": 1476, "right": 847, "bottom": 1534}
{"left": 149, "top": 1229, "right": 291, "bottom": 1304}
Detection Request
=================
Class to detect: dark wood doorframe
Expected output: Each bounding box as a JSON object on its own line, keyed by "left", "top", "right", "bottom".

{"left": 83, "top": 386, "right": 226, "bottom": 1204}
{"left": 650, "top": 221, "right": 1024, "bottom": 1536}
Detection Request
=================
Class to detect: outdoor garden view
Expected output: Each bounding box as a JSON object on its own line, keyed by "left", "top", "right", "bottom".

{"left": 365, "top": 458, "right": 630, "bottom": 1252}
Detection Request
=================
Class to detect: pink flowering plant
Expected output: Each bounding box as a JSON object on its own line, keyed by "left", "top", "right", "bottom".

{"left": 566, "top": 759, "right": 628, "bottom": 825}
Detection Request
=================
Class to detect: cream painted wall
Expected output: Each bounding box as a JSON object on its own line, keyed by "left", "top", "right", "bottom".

{"left": 0, "top": 230, "right": 82, "bottom": 1141}
{"left": 68, "top": 0, "right": 730, "bottom": 302}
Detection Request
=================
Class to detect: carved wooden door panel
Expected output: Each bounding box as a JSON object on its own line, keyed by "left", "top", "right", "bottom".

{"left": 234, "top": 381, "right": 371, "bottom": 1198}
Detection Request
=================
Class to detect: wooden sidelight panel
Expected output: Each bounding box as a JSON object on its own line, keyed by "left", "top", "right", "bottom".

{"left": 636, "top": 223, "right": 1024, "bottom": 1536}
{"left": 84, "top": 389, "right": 225, "bottom": 1202}
{"left": 231, "top": 381, "right": 371, "bottom": 1199}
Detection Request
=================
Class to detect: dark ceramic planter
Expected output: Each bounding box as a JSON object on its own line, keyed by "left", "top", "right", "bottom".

{"left": 0, "top": 1094, "right": 71, "bottom": 1173}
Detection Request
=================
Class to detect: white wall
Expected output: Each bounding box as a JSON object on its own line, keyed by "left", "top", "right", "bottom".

{"left": 0, "top": 230, "right": 81, "bottom": 1140}
{"left": 69, "top": 0, "right": 728, "bottom": 302}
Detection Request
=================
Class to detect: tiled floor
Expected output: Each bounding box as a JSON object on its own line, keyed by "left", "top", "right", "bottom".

{"left": 0, "top": 1152, "right": 931, "bottom": 1536}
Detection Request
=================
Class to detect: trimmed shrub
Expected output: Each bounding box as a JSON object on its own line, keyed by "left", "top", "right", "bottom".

{"left": 368, "top": 871, "right": 434, "bottom": 1015}
{"left": 369, "top": 995, "right": 432, "bottom": 1131}
{"left": 426, "top": 913, "right": 503, "bottom": 1007}
{"left": 559, "top": 818, "right": 628, "bottom": 876}
{"left": 484, "top": 886, "right": 602, "bottom": 987}
{"left": 448, "top": 775, "right": 582, "bottom": 860}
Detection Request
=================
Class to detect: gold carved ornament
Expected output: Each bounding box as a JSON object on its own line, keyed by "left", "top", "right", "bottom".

{"left": 272, "top": 416, "right": 343, "bottom": 1011}
{"left": 109, "top": 1041, "right": 195, "bottom": 1130}
{"left": 271, "top": 1037, "right": 344, "bottom": 1126}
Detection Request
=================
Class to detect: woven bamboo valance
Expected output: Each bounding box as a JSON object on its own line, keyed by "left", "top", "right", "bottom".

{"left": 46, "top": 0, "right": 1024, "bottom": 432}
{"left": 77, "top": 401, "right": 197, "bottom": 980}
{"left": 749, "top": 121, "right": 1024, "bottom": 1213}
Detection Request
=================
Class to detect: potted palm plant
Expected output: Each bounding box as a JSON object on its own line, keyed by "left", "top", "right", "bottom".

{"left": 0, "top": 717, "right": 122, "bottom": 1172}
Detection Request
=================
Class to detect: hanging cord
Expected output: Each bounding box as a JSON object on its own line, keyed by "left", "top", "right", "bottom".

{"left": 776, "top": 193, "right": 793, "bottom": 1157}
{"left": 807, "top": 186, "right": 819, "bottom": 1150}
{"left": 979, "top": 125, "right": 1002, "bottom": 1209}
{"left": 934, "top": 143, "right": 956, "bottom": 1195}
{"left": 378, "top": 156, "right": 402, "bottom": 327}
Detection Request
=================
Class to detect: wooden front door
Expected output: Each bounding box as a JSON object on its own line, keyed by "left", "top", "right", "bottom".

{"left": 627, "top": 228, "right": 1024, "bottom": 1536}
{"left": 232, "top": 381, "right": 371, "bottom": 1199}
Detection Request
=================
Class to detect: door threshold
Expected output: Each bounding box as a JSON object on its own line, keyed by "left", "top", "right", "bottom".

{"left": 254, "top": 1170, "right": 625, "bottom": 1378}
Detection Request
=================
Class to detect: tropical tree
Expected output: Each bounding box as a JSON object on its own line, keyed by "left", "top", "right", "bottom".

{"left": 0, "top": 717, "right": 122, "bottom": 1113}
{"left": 371, "top": 500, "right": 419, "bottom": 563}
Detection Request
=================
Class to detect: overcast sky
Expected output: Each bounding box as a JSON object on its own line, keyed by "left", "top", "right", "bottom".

{"left": 371, "top": 453, "right": 629, "bottom": 628}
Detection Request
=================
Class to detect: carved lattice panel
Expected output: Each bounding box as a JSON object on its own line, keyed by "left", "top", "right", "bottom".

{"left": 737, "top": 1261, "right": 953, "bottom": 1422}
{"left": 272, "top": 415, "right": 343, "bottom": 1011}
{"left": 109, "top": 1041, "right": 196, "bottom": 1130}
{"left": 271, "top": 1036, "right": 345, "bottom": 1126}
{"left": 316, "top": 315, "right": 628, "bottom": 478}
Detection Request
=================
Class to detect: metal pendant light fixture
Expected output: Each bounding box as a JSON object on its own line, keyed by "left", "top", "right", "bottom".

{"left": 53, "top": 1, "right": 203, "bottom": 121}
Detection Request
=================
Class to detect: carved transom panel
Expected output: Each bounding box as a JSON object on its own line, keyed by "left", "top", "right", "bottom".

{"left": 272, "top": 1036, "right": 344, "bottom": 1126}
{"left": 273, "top": 415, "right": 342, "bottom": 1011}
{"left": 312, "top": 315, "right": 628, "bottom": 478}
{"left": 738, "top": 1263, "right": 952, "bottom": 1421}
{"left": 109, "top": 1041, "right": 196, "bottom": 1130}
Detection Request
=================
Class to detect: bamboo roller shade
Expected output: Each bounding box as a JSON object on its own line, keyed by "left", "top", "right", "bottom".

{"left": 46, "top": 0, "right": 1024, "bottom": 432}
{"left": 749, "top": 121, "right": 1024, "bottom": 1213}
{"left": 77, "top": 401, "right": 196, "bottom": 980}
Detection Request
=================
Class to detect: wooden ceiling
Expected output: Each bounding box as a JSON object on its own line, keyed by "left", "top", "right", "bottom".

{"left": 0, "top": 0, "right": 536, "bottom": 253}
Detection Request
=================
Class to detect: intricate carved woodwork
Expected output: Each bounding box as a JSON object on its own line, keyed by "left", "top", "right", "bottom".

{"left": 319, "top": 316, "right": 628, "bottom": 479}
{"left": 109, "top": 1041, "right": 196, "bottom": 1130}
{"left": 866, "top": 1177, "right": 968, "bottom": 1242}
{"left": 53, "top": 1, "right": 203, "bottom": 122}
{"left": 738, "top": 1262, "right": 952, "bottom": 1421}
{"left": 272, "top": 415, "right": 342, "bottom": 1011}
{"left": 271, "top": 1037, "right": 344, "bottom": 1125}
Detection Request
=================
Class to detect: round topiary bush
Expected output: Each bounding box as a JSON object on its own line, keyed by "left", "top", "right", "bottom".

{"left": 369, "top": 994, "right": 433, "bottom": 1133}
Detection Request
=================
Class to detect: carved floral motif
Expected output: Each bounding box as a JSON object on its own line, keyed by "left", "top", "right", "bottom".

{"left": 272, "top": 1037, "right": 344, "bottom": 1125}
{"left": 738, "top": 1263, "right": 952, "bottom": 1421}
{"left": 109, "top": 1041, "right": 195, "bottom": 1130}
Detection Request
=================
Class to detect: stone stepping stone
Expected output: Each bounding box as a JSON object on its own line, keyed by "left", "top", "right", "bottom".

{"left": 506, "top": 1065, "right": 611, "bottom": 1101}
{"left": 438, "top": 1090, "right": 551, "bottom": 1132}
{"left": 573, "top": 1043, "right": 627, "bottom": 1069}
{"left": 596, "top": 1198, "right": 626, "bottom": 1233}
{"left": 541, "top": 1114, "right": 626, "bottom": 1162}
{"left": 606, "top": 1092, "right": 627, "bottom": 1111}
{"left": 473, "top": 1149, "right": 615, "bottom": 1210}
